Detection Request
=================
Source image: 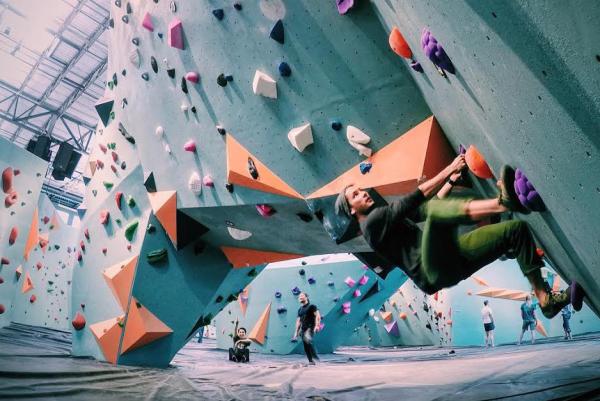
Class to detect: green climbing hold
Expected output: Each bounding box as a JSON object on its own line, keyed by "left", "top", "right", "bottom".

{"left": 124, "top": 220, "right": 139, "bottom": 241}
{"left": 103, "top": 181, "right": 114, "bottom": 190}
{"left": 147, "top": 248, "right": 168, "bottom": 264}
{"left": 247, "top": 268, "right": 258, "bottom": 277}
{"left": 127, "top": 195, "right": 136, "bottom": 207}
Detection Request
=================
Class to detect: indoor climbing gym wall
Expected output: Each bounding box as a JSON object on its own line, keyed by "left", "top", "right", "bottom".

{"left": 0, "top": 136, "right": 46, "bottom": 327}
{"left": 214, "top": 256, "right": 407, "bottom": 355}
{"left": 450, "top": 259, "right": 600, "bottom": 346}
{"left": 10, "top": 194, "right": 78, "bottom": 331}
{"left": 371, "top": 0, "right": 600, "bottom": 314}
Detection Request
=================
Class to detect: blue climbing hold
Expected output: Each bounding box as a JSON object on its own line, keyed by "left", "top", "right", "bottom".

{"left": 278, "top": 62, "right": 291, "bottom": 77}
{"left": 212, "top": 9, "right": 224, "bottom": 20}
{"left": 270, "top": 20, "right": 284, "bottom": 44}
{"left": 359, "top": 162, "right": 372, "bottom": 174}
{"left": 308, "top": 277, "right": 316, "bottom": 284}
{"left": 275, "top": 291, "right": 282, "bottom": 298}
{"left": 292, "top": 286, "right": 301, "bottom": 296}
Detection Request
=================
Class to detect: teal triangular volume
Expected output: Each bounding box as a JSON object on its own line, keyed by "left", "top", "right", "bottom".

{"left": 359, "top": 280, "right": 381, "bottom": 303}
{"left": 95, "top": 97, "right": 114, "bottom": 127}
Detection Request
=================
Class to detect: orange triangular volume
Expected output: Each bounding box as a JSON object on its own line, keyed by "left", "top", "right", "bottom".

{"left": 239, "top": 287, "right": 250, "bottom": 317}
{"left": 472, "top": 276, "right": 489, "bottom": 287}
{"left": 308, "top": 116, "right": 453, "bottom": 199}
{"left": 248, "top": 302, "right": 271, "bottom": 345}
{"left": 147, "top": 191, "right": 177, "bottom": 246}
{"left": 475, "top": 287, "right": 500, "bottom": 297}
{"left": 50, "top": 213, "right": 60, "bottom": 229}
{"left": 121, "top": 298, "right": 173, "bottom": 354}
{"left": 89, "top": 316, "right": 124, "bottom": 364}
{"left": 21, "top": 271, "right": 34, "bottom": 293}
{"left": 221, "top": 246, "right": 303, "bottom": 268}
{"left": 103, "top": 255, "right": 139, "bottom": 310}
{"left": 23, "top": 208, "right": 39, "bottom": 261}
{"left": 226, "top": 135, "right": 302, "bottom": 199}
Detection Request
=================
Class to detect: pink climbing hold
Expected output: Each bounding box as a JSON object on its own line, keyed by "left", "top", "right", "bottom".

{"left": 99, "top": 143, "right": 107, "bottom": 153}
{"left": 142, "top": 12, "right": 154, "bottom": 32}
{"left": 76, "top": 251, "right": 82, "bottom": 262}
{"left": 342, "top": 301, "right": 351, "bottom": 314}
{"left": 344, "top": 276, "right": 356, "bottom": 287}
{"left": 100, "top": 210, "right": 110, "bottom": 225}
{"left": 185, "top": 72, "right": 200, "bottom": 83}
{"left": 336, "top": 0, "right": 355, "bottom": 15}
{"left": 42, "top": 216, "right": 50, "bottom": 224}
{"left": 256, "top": 204, "right": 276, "bottom": 217}
{"left": 168, "top": 18, "right": 184, "bottom": 49}
{"left": 115, "top": 191, "right": 123, "bottom": 209}
{"left": 358, "top": 275, "right": 369, "bottom": 286}
{"left": 353, "top": 289, "right": 361, "bottom": 298}
{"left": 84, "top": 228, "right": 90, "bottom": 240}
{"left": 184, "top": 140, "right": 197, "bottom": 152}
{"left": 72, "top": 312, "right": 86, "bottom": 331}
{"left": 8, "top": 227, "right": 18, "bottom": 245}
{"left": 4, "top": 191, "right": 17, "bottom": 208}
{"left": 80, "top": 240, "right": 86, "bottom": 252}
{"left": 203, "top": 175, "right": 214, "bottom": 187}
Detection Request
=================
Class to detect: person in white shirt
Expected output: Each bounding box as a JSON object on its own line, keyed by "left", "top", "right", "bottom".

{"left": 481, "top": 300, "right": 495, "bottom": 347}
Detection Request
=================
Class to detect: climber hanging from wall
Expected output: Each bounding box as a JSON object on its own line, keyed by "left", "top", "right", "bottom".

{"left": 335, "top": 154, "right": 586, "bottom": 319}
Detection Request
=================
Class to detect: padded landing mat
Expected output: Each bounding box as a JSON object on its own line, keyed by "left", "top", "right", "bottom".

{"left": 1, "top": 323, "right": 600, "bottom": 400}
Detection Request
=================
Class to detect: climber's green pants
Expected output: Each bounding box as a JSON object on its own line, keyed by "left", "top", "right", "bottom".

{"left": 420, "top": 199, "right": 543, "bottom": 292}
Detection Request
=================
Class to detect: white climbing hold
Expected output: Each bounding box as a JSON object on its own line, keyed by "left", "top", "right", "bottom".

{"left": 252, "top": 70, "right": 277, "bottom": 99}
{"left": 227, "top": 227, "right": 252, "bottom": 240}
{"left": 188, "top": 172, "right": 202, "bottom": 195}
{"left": 287, "top": 123, "right": 313, "bottom": 152}
{"left": 129, "top": 49, "right": 141, "bottom": 68}
{"left": 203, "top": 175, "right": 214, "bottom": 187}
{"left": 164, "top": 143, "right": 172, "bottom": 154}
{"left": 181, "top": 103, "right": 189, "bottom": 112}
{"left": 347, "top": 125, "right": 372, "bottom": 157}
{"left": 155, "top": 126, "right": 164, "bottom": 136}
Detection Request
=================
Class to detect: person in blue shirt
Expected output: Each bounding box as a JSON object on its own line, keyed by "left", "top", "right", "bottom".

{"left": 561, "top": 304, "right": 573, "bottom": 340}
{"left": 518, "top": 295, "right": 537, "bottom": 345}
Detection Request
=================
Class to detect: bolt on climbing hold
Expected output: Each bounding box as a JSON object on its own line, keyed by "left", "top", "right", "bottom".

{"left": 248, "top": 157, "right": 259, "bottom": 179}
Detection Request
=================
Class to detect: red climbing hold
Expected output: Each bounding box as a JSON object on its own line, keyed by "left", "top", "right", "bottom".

{"left": 536, "top": 248, "right": 545, "bottom": 258}
{"left": 115, "top": 192, "right": 123, "bottom": 209}
{"left": 13, "top": 169, "right": 20, "bottom": 176}
{"left": 465, "top": 145, "right": 494, "bottom": 179}
{"left": 77, "top": 251, "right": 82, "bottom": 262}
{"left": 42, "top": 216, "right": 50, "bottom": 224}
{"left": 2, "top": 167, "right": 13, "bottom": 193}
{"left": 185, "top": 72, "right": 199, "bottom": 83}
{"left": 8, "top": 227, "right": 18, "bottom": 245}
{"left": 100, "top": 210, "right": 110, "bottom": 225}
{"left": 84, "top": 228, "right": 90, "bottom": 240}
{"left": 5, "top": 191, "right": 17, "bottom": 207}
{"left": 29, "top": 294, "right": 36, "bottom": 303}
{"left": 80, "top": 240, "right": 86, "bottom": 252}
{"left": 256, "top": 204, "right": 276, "bottom": 217}
{"left": 389, "top": 27, "right": 412, "bottom": 58}
{"left": 111, "top": 151, "right": 119, "bottom": 163}
{"left": 183, "top": 140, "right": 196, "bottom": 152}
{"left": 99, "top": 143, "right": 107, "bottom": 153}
{"left": 36, "top": 262, "right": 42, "bottom": 270}
{"left": 72, "top": 312, "right": 86, "bottom": 331}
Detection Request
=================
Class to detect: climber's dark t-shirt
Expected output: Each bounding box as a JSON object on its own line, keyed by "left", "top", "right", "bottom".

{"left": 298, "top": 303, "right": 317, "bottom": 331}
{"left": 359, "top": 189, "right": 428, "bottom": 291}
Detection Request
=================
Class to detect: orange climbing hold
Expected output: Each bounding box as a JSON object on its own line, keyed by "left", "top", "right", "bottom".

{"left": 103, "top": 255, "right": 139, "bottom": 310}
{"left": 471, "top": 276, "right": 489, "bottom": 287}
{"left": 399, "top": 312, "right": 408, "bottom": 320}
{"left": 465, "top": 145, "right": 494, "bottom": 179}
{"left": 8, "top": 227, "right": 17, "bottom": 245}
{"left": 226, "top": 134, "right": 302, "bottom": 199}
{"left": 380, "top": 311, "right": 393, "bottom": 323}
{"left": 248, "top": 302, "right": 271, "bottom": 345}
{"left": 90, "top": 316, "right": 124, "bottom": 364}
{"left": 121, "top": 298, "right": 173, "bottom": 354}
{"left": 221, "top": 246, "right": 303, "bottom": 268}
{"left": 21, "top": 271, "right": 33, "bottom": 293}
{"left": 388, "top": 27, "right": 412, "bottom": 58}
{"left": 147, "top": 191, "right": 178, "bottom": 246}
{"left": 72, "top": 312, "right": 86, "bottom": 331}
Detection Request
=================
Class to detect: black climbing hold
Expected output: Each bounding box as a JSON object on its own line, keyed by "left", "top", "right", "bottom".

{"left": 118, "top": 122, "right": 136, "bottom": 144}
{"left": 248, "top": 268, "right": 258, "bottom": 277}
{"left": 121, "top": 15, "right": 129, "bottom": 23}
{"left": 169, "top": 1, "right": 176, "bottom": 12}
{"left": 296, "top": 212, "right": 313, "bottom": 222}
{"left": 225, "top": 183, "right": 234, "bottom": 193}
{"left": 216, "top": 125, "right": 226, "bottom": 135}
{"left": 167, "top": 68, "right": 175, "bottom": 78}
{"left": 233, "top": 3, "right": 242, "bottom": 10}
{"left": 108, "top": 18, "right": 114, "bottom": 28}
{"left": 126, "top": 2, "right": 132, "bottom": 13}
{"left": 278, "top": 62, "right": 291, "bottom": 77}
{"left": 190, "top": 106, "right": 197, "bottom": 113}
{"left": 331, "top": 120, "right": 342, "bottom": 131}
{"left": 299, "top": 269, "right": 305, "bottom": 275}
{"left": 114, "top": 0, "right": 121, "bottom": 6}
{"left": 144, "top": 172, "right": 157, "bottom": 192}
{"left": 147, "top": 224, "right": 156, "bottom": 234}
{"left": 120, "top": 161, "right": 126, "bottom": 170}
{"left": 215, "top": 295, "right": 223, "bottom": 303}
{"left": 217, "top": 73, "right": 228, "bottom": 87}
{"left": 157, "top": 32, "right": 163, "bottom": 39}
{"left": 122, "top": 97, "right": 128, "bottom": 106}
{"left": 270, "top": 20, "right": 284, "bottom": 44}
{"left": 301, "top": 261, "right": 307, "bottom": 266}
{"left": 112, "top": 73, "right": 118, "bottom": 86}
{"left": 212, "top": 9, "right": 224, "bottom": 20}
{"left": 181, "top": 77, "right": 188, "bottom": 93}
{"left": 141, "top": 72, "right": 149, "bottom": 81}
{"left": 226, "top": 294, "right": 237, "bottom": 302}
{"left": 314, "top": 210, "right": 324, "bottom": 222}
{"left": 151, "top": 56, "right": 158, "bottom": 73}
{"left": 248, "top": 157, "right": 259, "bottom": 179}
{"left": 225, "top": 75, "right": 233, "bottom": 82}
{"left": 132, "top": 37, "right": 139, "bottom": 46}
{"left": 121, "top": 69, "right": 126, "bottom": 76}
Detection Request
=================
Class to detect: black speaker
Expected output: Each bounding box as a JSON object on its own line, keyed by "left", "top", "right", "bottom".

{"left": 26, "top": 136, "right": 52, "bottom": 162}
{"left": 51, "top": 142, "right": 81, "bottom": 180}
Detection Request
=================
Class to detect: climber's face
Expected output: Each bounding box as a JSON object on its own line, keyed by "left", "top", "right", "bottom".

{"left": 237, "top": 328, "right": 246, "bottom": 338}
{"left": 298, "top": 293, "right": 308, "bottom": 305}
{"left": 345, "top": 185, "right": 374, "bottom": 217}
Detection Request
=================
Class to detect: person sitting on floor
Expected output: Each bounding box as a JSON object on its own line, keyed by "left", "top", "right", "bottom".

{"left": 228, "top": 318, "right": 251, "bottom": 363}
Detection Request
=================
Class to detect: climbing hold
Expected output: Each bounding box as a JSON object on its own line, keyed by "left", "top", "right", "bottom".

{"left": 359, "top": 162, "right": 372, "bottom": 174}
{"left": 358, "top": 275, "right": 369, "bottom": 286}
{"left": 167, "top": 68, "right": 175, "bottom": 78}
{"left": 118, "top": 122, "right": 135, "bottom": 144}
{"left": 384, "top": 320, "right": 400, "bottom": 337}
{"left": 399, "top": 312, "right": 408, "bottom": 320}
{"left": 121, "top": 15, "right": 129, "bottom": 23}
{"left": 353, "top": 289, "right": 361, "bottom": 298}
{"left": 99, "top": 210, "right": 110, "bottom": 225}
{"left": 337, "top": 0, "right": 355, "bottom": 14}
{"left": 188, "top": 172, "right": 202, "bottom": 195}
{"left": 346, "top": 125, "right": 372, "bottom": 157}
{"left": 247, "top": 157, "right": 259, "bottom": 179}
{"left": 269, "top": 20, "right": 284, "bottom": 44}
{"left": 190, "top": 106, "right": 197, "bottom": 114}
{"left": 84, "top": 228, "right": 90, "bottom": 240}
{"left": 215, "top": 295, "right": 224, "bottom": 303}
{"left": 124, "top": 221, "right": 139, "bottom": 241}
{"left": 292, "top": 286, "right": 301, "bottom": 296}
{"left": 8, "top": 227, "right": 18, "bottom": 245}
{"left": 256, "top": 204, "right": 276, "bottom": 217}
{"left": 29, "top": 294, "right": 36, "bottom": 303}
{"left": 278, "top": 62, "right": 291, "bottom": 77}
{"left": 181, "top": 77, "right": 188, "bottom": 93}
{"left": 0, "top": 305, "right": 4, "bottom": 314}
{"left": 342, "top": 302, "right": 351, "bottom": 314}
{"left": 225, "top": 183, "right": 234, "bottom": 193}
{"left": 277, "top": 306, "right": 287, "bottom": 314}
{"left": 344, "top": 276, "right": 356, "bottom": 287}
{"left": 72, "top": 312, "right": 86, "bottom": 331}
{"left": 410, "top": 61, "right": 423, "bottom": 72}
{"left": 169, "top": 1, "right": 176, "bottom": 12}
{"left": 514, "top": 169, "right": 546, "bottom": 212}
{"left": 95, "top": 98, "right": 114, "bottom": 127}
{"left": 150, "top": 56, "right": 158, "bottom": 73}
{"left": 103, "top": 181, "right": 114, "bottom": 191}
{"left": 233, "top": 3, "right": 242, "bottom": 10}
{"left": 2, "top": 167, "right": 13, "bottom": 193}
{"left": 1, "top": 257, "right": 9, "bottom": 266}
{"left": 331, "top": 120, "right": 342, "bottom": 131}
{"left": 155, "top": 126, "right": 164, "bottom": 137}
{"left": 252, "top": 70, "right": 277, "bottom": 98}
{"left": 142, "top": 12, "right": 154, "bottom": 31}
{"left": 275, "top": 291, "right": 282, "bottom": 298}
{"left": 110, "top": 165, "right": 117, "bottom": 173}
{"left": 287, "top": 123, "right": 313, "bottom": 152}
{"left": 168, "top": 18, "right": 184, "bottom": 49}
{"left": 183, "top": 140, "right": 196, "bottom": 152}
{"left": 141, "top": 72, "right": 149, "bottom": 81}
{"left": 217, "top": 74, "right": 228, "bottom": 87}
{"left": 299, "top": 269, "right": 305, "bottom": 276}
{"left": 296, "top": 212, "right": 313, "bottom": 222}
{"left": 147, "top": 248, "right": 168, "bottom": 264}
{"left": 203, "top": 175, "right": 214, "bottom": 187}
{"left": 464, "top": 145, "right": 493, "bottom": 179}
{"left": 132, "top": 37, "right": 139, "bottom": 46}
{"left": 212, "top": 9, "right": 224, "bottom": 20}
{"left": 126, "top": 2, "right": 132, "bottom": 13}
{"left": 5, "top": 191, "right": 17, "bottom": 207}
{"left": 308, "top": 277, "right": 316, "bottom": 285}
{"left": 181, "top": 103, "right": 189, "bottom": 112}
{"left": 388, "top": 27, "right": 412, "bottom": 58}
{"left": 185, "top": 72, "right": 200, "bottom": 83}
{"left": 421, "top": 28, "right": 455, "bottom": 74}
{"left": 216, "top": 125, "right": 226, "bottom": 135}
{"left": 227, "top": 226, "right": 252, "bottom": 240}
{"left": 327, "top": 281, "right": 334, "bottom": 287}
{"left": 129, "top": 49, "right": 141, "bottom": 69}
{"left": 80, "top": 241, "right": 86, "bottom": 252}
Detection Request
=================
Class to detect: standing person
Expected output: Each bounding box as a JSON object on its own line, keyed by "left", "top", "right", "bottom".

{"left": 228, "top": 318, "right": 251, "bottom": 363}
{"left": 518, "top": 295, "right": 537, "bottom": 345}
{"left": 335, "top": 157, "right": 586, "bottom": 319}
{"left": 561, "top": 304, "right": 573, "bottom": 340}
{"left": 481, "top": 300, "right": 495, "bottom": 347}
{"left": 197, "top": 326, "right": 205, "bottom": 343}
{"left": 292, "top": 292, "right": 321, "bottom": 365}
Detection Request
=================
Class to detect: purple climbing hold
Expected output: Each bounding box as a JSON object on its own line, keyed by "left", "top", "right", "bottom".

{"left": 292, "top": 286, "right": 301, "bottom": 296}
{"left": 336, "top": 0, "right": 355, "bottom": 15}
{"left": 275, "top": 291, "right": 282, "bottom": 298}
{"left": 410, "top": 60, "right": 423, "bottom": 72}
{"left": 420, "top": 28, "right": 455, "bottom": 74}
{"left": 513, "top": 168, "right": 546, "bottom": 212}
{"left": 308, "top": 277, "right": 316, "bottom": 284}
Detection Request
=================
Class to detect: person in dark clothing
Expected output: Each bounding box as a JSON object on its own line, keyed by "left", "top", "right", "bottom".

{"left": 561, "top": 304, "right": 573, "bottom": 340}
{"left": 518, "top": 295, "right": 538, "bottom": 345}
{"left": 335, "top": 154, "right": 585, "bottom": 319}
{"left": 228, "top": 318, "right": 251, "bottom": 363}
{"left": 292, "top": 292, "right": 321, "bottom": 365}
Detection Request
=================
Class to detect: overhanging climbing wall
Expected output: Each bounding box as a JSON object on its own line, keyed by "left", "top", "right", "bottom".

{"left": 214, "top": 256, "right": 407, "bottom": 354}
{"left": 370, "top": 0, "right": 600, "bottom": 314}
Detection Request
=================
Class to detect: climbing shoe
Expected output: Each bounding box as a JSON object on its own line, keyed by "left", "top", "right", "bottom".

{"left": 570, "top": 281, "right": 585, "bottom": 311}
{"left": 540, "top": 287, "right": 570, "bottom": 319}
{"left": 498, "top": 165, "right": 530, "bottom": 214}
